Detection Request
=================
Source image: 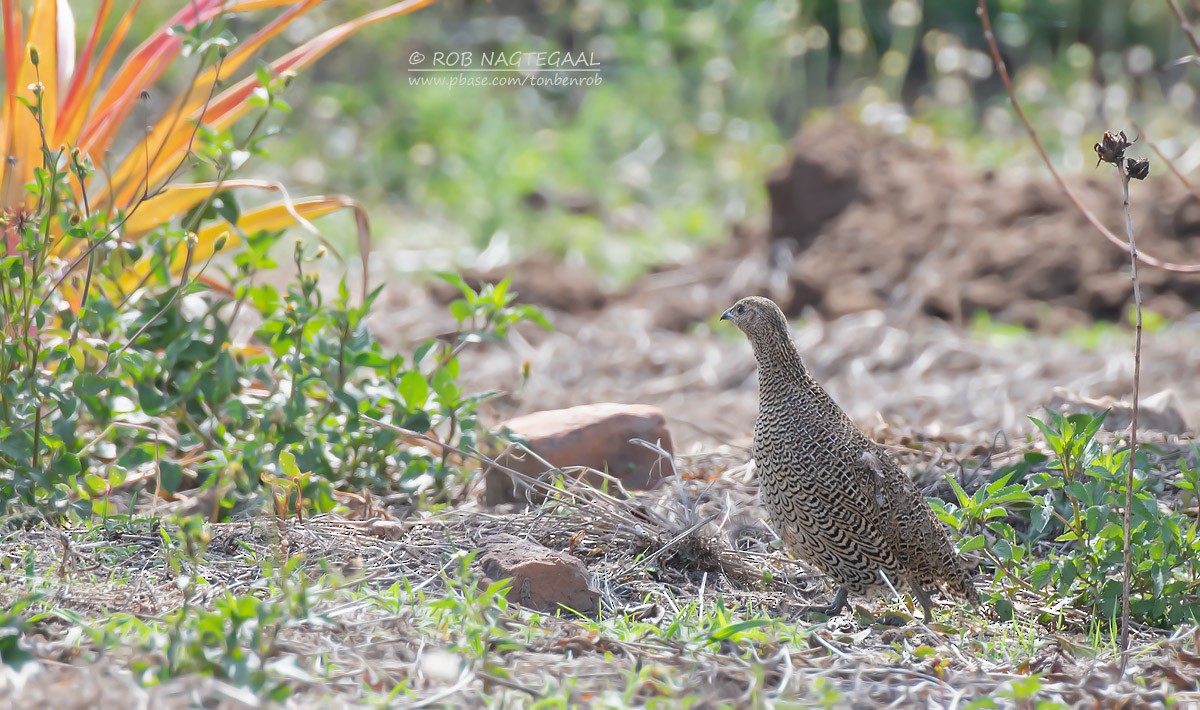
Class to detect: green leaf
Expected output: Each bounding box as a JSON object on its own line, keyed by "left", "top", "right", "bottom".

{"left": 398, "top": 370, "right": 429, "bottom": 411}
{"left": 136, "top": 383, "right": 167, "bottom": 416}
{"left": 942, "top": 471, "right": 971, "bottom": 508}
{"left": 108, "top": 468, "right": 127, "bottom": 488}
{"left": 993, "top": 597, "right": 1014, "bottom": 621}
{"left": 0, "top": 431, "right": 32, "bottom": 461}
{"left": 516, "top": 305, "right": 554, "bottom": 330}
{"left": 448, "top": 299, "right": 473, "bottom": 323}
{"left": 49, "top": 454, "right": 81, "bottom": 477}
{"left": 435, "top": 272, "right": 476, "bottom": 301}
{"left": 430, "top": 366, "right": 460, "bottom": 401}
{"left": 1078, "top": 409, "right": 1109, "bottom": 444}
{"left": 992, "top": 539, "right": 1013, "bottom": 561}
{"left": 413, "top": 339, "right": 437, "bottom": 365}
{"left": 1030, "top": 561, "right": 1053, "bottom": 589}
{"left": 709, "top": 619, "right": 771, "bottom": 641}
{"left": 958, "top": 534, "right": 986, "bottom": 554}
{"left": 74, "top": 374, "right": 115, "bottom": 399}
{"left": 491, "top": 276, "right": 511, "bottom": 306}
{"left": 212, "top": 190, "right": 241, "bottom": 225}
{"left": 279, "top": 450, "right": 301, "bottom": 479}
{"left": 68, "top": 343, "right": 86, "bottom": 371}
{"left": 1028, "top": 413, "right": 1065, "bottom": 456}
{"left": 158, "top": 462, "right": 184, "bottom": 494}
{"left": 83, "top": 473, "right": 107, "bottom": 495}
{"left": 1030, "top": 499, "right": 1053, "bottom": 533}
{"left": 0, "top": 255, "right": 22, "bottom": 278}
{"left": 1057, "top": 558, "right": 1078, "bottom": 590}
{"left": 58, "top": 395, "right": 78, "bottom": 420}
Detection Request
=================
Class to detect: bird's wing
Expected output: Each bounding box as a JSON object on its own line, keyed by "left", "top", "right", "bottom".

{"left": 856, "top": 446, "right": 959, "bottom": 590}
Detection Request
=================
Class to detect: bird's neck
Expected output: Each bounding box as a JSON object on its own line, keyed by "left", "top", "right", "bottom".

{"left": 751, "top": 333, "right": 811, "bottom": 395}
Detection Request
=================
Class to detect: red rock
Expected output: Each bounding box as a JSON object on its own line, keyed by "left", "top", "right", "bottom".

{"left": 485, "top": 403, "right": 674, "bottom": 506}
{"left": 476, "top": 534, "right": 600, "bottom": 614}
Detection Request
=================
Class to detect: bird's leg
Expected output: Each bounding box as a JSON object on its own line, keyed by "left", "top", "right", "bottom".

{"left": 911, "top": 586, "right": 935, "bottom": 623}
{"left": 799, "top": 587, "right": 849, "bottom": 618}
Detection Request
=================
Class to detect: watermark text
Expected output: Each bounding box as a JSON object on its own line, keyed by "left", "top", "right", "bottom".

{"left": 407, "top": 50, "right": 603, "bottom": 88}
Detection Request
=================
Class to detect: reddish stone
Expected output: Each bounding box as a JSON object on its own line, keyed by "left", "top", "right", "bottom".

{"left": 485, "top": 403, "right": 674, "bottom": 506}
{"left": 476, "top": 534, "right": 601, "bottom": 614}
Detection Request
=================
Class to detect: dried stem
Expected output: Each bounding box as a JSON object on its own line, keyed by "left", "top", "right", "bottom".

{"left": 976, "top": 0, "right": 1200, "bottom": 273}
{"left": 1167, "top": 0, "right": 1200, "bottom": 58}
{"left": 1133, "top": 121, "right": 1200, "bottom": 204}
{"left": 1118, "top": 161, "right": 1142, "bottom": 673}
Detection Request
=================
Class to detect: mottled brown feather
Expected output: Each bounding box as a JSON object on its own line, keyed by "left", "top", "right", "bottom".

{"left": 722, "top": 296, "right": 977, "bottom": 615}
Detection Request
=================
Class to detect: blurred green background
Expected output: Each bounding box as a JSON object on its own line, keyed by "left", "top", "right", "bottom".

{"left": 91, "top": 0, "right": 1200, "bottom": 283}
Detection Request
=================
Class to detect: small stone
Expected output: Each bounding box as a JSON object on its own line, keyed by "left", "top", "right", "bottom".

{"left": 363, "top": 519, "right": 406, "bottom": 540}
{"left": 476, "top": 534, "right": 601, "bottom": 615}
{"left": 879, "top": 627, "right": 909, "bottom": 644}
{"left": 485, "top": 403, "right": 674, "bottom": 506}
{"left": 418, "top": 649, "right": 462, "bottom": 684}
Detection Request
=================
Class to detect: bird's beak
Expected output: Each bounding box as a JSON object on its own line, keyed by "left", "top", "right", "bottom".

{"left": 719, "top": 307, "right": 735, "bottom": 322}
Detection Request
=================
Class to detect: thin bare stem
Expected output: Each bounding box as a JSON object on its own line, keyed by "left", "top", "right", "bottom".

{"left": 1133, "top": 121, "right": 1200, "bottom": 204}
{"left": 1167, "top": 0, "right": 1200, "bottom": 58}
{"left": 100, "top": 238, "right": 196, "bottom": 374}
{"left": 1117, "top": 160, "right": 1142, "bottom": 674}
{"left": 67, "top": 155, "right": 96, "bottom": 349}
{"left": 976, "top": 0, "right": 1200, "bottom": 273}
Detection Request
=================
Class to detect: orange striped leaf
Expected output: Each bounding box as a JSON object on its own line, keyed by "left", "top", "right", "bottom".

{"left": 107, "top": 0, "right": 437, "bottom": 203}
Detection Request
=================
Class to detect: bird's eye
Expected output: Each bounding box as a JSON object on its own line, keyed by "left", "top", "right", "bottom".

{"left": 736, "top": 304, "right": 744, "bottom": 314}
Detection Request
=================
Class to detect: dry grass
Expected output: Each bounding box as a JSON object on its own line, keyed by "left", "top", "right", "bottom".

{"left": 2, "top": 444, "right": 1196, "bottom": 708}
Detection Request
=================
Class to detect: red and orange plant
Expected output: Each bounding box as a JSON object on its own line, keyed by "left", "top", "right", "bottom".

{"left": 1, "top": 0, "right": 433, "bottom": 295}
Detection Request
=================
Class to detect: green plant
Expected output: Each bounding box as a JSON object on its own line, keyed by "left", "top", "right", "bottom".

{"left": 937, "top": 409, "right": 1200, "bottom": 626}
{"left": 428, "top": 554, "right": 520, "bottom": 660}
{"left": 963, "top": 674, "right": 1065, "bottom": 710}
{"left": 805, "top": 676, "right": 846, "bottom": 710}
{"left": 0, "top": 4, "right": 310, "bottom": 509}
{"left": 0, "top": 592, "right": 43, "bottom": 671}
{"left": 111, "top": 557, "right": 329, "bottom": 699}
{"left": 0, "top": 0, "right": 556, "bottom": 522}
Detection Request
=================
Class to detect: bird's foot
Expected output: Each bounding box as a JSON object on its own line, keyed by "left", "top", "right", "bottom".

{"left": 798, "top": 587, "right": 849, "bottom": 619}
{"left": 911, "top": 586, "right": 936, "bottom": 623}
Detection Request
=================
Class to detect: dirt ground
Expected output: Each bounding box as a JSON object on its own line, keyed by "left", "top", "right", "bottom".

{"left": 6, "top": 122, "right": 1200, "bottom": 707}
{"left": 2, "top": 479, "right": 1194, "bottom": 708}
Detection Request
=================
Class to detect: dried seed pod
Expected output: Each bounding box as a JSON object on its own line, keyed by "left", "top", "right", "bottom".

{"left": 1125, "top": 157, "right": 1150, "bottom": 181}
{"left": 1094, "top": 130, "right": 1132, "bottom": 166}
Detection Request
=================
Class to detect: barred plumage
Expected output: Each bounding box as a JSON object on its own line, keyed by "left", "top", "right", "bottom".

{"left": 721, "top": 296, "right": 978, "bottom": 620}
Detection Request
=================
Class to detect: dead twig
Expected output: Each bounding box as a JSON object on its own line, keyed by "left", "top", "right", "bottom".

{"left": 1117, "top": 155, "right": 1144, "bottom": 674}
{"left": 1089, "top": 128, "right": 1148, "bottom": 673}
{"left": 1167, "top": 0, "right": 1200, "bottom": 58}
{"left": 1132, "top": 121, "right": 1200, "bottom": 204}
{"left": 976, "top": 0, "right": 1200, "bottom": 273}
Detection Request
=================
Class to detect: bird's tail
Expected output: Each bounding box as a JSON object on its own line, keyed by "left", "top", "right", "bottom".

{"left": 948, "top": 556, "right": 981, "bottom": 604}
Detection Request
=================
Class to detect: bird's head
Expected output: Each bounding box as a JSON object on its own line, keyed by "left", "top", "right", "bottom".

{"left": 720, "top": 296, "right": 788, "bottom": 340}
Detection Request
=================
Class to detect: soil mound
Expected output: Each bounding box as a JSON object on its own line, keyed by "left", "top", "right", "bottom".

{"left": 767, "top": 119, "right": 1200, "bottom": 329}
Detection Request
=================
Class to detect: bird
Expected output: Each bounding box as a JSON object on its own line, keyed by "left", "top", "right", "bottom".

{"left": 720, "top": 296, "right": 978, "bottom": 621}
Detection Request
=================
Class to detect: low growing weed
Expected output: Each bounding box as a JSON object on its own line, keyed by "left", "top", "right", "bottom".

{"left": 935, "top": 409, "right": 1200, "bottom": 626}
